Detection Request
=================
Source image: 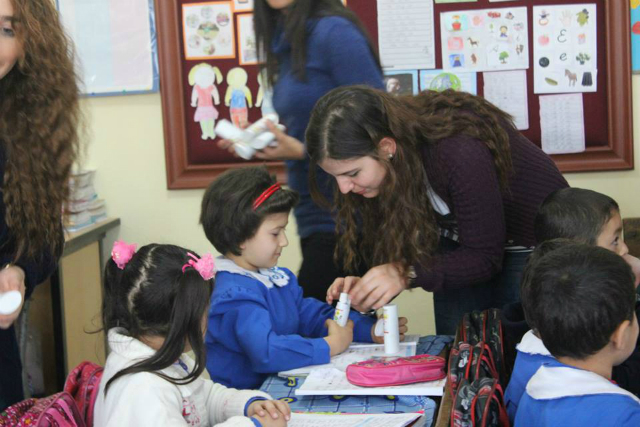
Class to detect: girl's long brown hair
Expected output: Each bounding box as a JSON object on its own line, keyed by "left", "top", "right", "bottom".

{"left": 306, "top": 86, "right": 514, "bottom": 274}
{"left": 0, "top": 0, "right": 80, "bottom": 260}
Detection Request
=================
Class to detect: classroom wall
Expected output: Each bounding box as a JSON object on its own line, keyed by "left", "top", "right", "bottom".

{"left": 84, "top": 76, "right": 640, "bottom": 336}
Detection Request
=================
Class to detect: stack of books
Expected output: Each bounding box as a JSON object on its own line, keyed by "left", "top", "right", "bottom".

{"left": 65, "top": 170, "right": 107, "bottom": 232}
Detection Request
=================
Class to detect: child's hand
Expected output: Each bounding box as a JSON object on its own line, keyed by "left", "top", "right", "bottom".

{"left": 248, "top": 399, "right": 290, "bottom": 425}
{"left": 324, "top": 318, "right": 354, "bottom": 356}
{"left": 326, "top": 276, "right": 360, "bottom": 305}
{"left": 371, "top": 317, "right": 409, "bottom": 344}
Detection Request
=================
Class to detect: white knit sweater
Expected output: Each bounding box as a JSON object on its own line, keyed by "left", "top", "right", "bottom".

{"left": 94, "top": 328, "right": 272, "bottom": 427}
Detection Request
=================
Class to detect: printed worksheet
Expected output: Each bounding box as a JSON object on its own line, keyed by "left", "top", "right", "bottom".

{"left": 539, "top": 94, "right": 585, "bottom": 154}
{"left": 288, "top": 412, "right": 422, "bottom": 427}
{"left": 377, "top": 0, "right": 436, "bottom": 69}
{"left": 483, "top": 70, "right": 529, "bottom": 130}
{"left": 440, "top": 7, "right": 529, "bottom": 72}
{"left": 533, "top": 4, "right": 597, "bottom": 93}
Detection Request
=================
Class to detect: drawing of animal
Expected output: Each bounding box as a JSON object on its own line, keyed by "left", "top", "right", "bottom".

{"left": 565, "top": 69, "right": 577, "bottom": 86}
{"left": 467, "top": 37, "right": 479, "bottom": 47}
{"left": 471, "top": 53, "right": 477, "bottom": 65}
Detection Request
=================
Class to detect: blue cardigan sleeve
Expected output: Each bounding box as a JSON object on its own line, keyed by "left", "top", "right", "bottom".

{"left": 212, "top": 285, "right": 332, "bottom": 373}
{"left": 321, "top": 18, "right": 384, "bottom": 90}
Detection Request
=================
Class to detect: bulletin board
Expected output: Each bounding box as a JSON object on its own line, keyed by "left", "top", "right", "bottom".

{"left": 157, "top": 0, "right": 632, "bottom": 190}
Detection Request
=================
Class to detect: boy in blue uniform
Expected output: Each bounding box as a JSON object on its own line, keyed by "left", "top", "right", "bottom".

{"left": 515, "top": 244, "right": 640, "bottom": 426}
{"left": 504, "top": 188, "right": 640, "bottom": 422}
{"left": 200, "top": 167, "right": 408, "bottom": 389}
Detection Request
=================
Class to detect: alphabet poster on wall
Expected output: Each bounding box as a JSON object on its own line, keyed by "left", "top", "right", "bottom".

{"left": 533, "top": 4, "right": 597, "bottom": 94}
{"left": 182, "top": 2, "right": 235, "bottom": 60}
{"left": 440, "top": 7, "right": 529, "bottom": 72}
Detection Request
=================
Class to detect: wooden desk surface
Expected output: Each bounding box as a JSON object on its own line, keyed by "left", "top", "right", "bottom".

{"left": 63, "top": 217, "right": 120, "bottom": 256}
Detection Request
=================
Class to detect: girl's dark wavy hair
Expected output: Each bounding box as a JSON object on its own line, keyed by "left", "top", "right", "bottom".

{"left": 306, "top": 86, "right": 515, "bottom": 274}
{"left": 254, "top": 0, "right": 380, "bottom": 85}
{"left": 0, "top": 0, "right": 81, "bottom": 260}
{"left": 102, "top": 244, "right": 214, "bottom": 394}
{"left": 200, "top": 166, "right": 299, "bottom": 255}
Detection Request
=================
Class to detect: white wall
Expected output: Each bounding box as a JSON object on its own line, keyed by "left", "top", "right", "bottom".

{"left": 84, "top": 77, "right": 640, "bottom": 336}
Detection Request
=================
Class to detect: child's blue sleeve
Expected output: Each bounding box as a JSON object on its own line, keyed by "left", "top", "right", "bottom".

{"left": 293, "top": 280, "right": 376, "bottom": 342}
{"left": 212, "top": 286, "right": 331, "bottom": 373}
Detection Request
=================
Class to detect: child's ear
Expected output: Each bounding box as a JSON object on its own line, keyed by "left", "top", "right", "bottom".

{"left": 611, "top": 319, "right": 633, "bottom": 351}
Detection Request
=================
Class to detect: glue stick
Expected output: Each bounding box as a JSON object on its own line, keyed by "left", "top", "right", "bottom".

{"left": 333, "top": 292, "right": 351, "bottom": 327}
{"left": 383, "top": 304, "right": 400, "bottom": 355}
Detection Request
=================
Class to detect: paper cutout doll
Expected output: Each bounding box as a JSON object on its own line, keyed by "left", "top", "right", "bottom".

{"left": 225, "top": 67, "right": 253, "bottom": 127}
{"left": 256, "top": 70, "right": 276, "bottom": 117}
{"left": 189, "top": 63, "right": 223, "bottom": 140}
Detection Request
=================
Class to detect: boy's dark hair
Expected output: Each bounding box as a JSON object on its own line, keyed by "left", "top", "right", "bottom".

{"left": 102, "top": 244, "right": 214, "bottom": 394}
{"left": 534, "top": 188, "right": 619, "bottom": 245}
{"left": 527, "top": 243, "right": 636, "bottom": 360}
{"left": 520, "top": 238, "right": 574, "bottom": 330}
{"left": 200, "top": 167, "right": 299, "bottom": 255}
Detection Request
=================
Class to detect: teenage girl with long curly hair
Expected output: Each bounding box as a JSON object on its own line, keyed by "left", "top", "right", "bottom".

{"left": 306, "top": 86, "right": 569, "bottom": 334}
{"left": 0, "top": 0, "right": 80, "bottom": 409}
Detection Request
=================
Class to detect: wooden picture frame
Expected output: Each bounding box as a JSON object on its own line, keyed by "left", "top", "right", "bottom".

{"left": 157, "top": 0, "right": 284, "bottom": 189}
{"left": 157, "top": 0, "right": 633, "bottom": 190}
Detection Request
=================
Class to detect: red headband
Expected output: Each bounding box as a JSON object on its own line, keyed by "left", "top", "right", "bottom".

{"left": 253, "top": 183, "right": 281, "bottom": 210}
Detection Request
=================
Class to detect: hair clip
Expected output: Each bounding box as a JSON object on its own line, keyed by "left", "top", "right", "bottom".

{"left": 182, "top": 252, "right": 216, "bottom": 281}
{"left": 111, "top": 240, "right": 137, "bottom": 270}
{"left": 253, "top": 183, "right": 281, "bottom": 210}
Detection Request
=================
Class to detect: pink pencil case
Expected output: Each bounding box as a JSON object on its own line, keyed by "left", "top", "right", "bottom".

{"left": 346, "top": 354, "right": 446, "bottom": 387}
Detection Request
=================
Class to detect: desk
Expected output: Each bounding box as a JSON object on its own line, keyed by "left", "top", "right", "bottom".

{"left": 260, "top": 336, "right": 453, "bottom": 427}
{"left": 27, "top": 218, "right": 120, "bottom": 393}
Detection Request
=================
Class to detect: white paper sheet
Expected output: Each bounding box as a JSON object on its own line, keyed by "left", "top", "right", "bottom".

{"left": 483, "top": 70, "right": 529, "bottom": 130}
{"left": 377, "top": 0, "right": 436, "bottom": 69}
{"left": 279, "top": 337, "right": 419, "bottom": 377}
{"left": 419, "top": 69, "right": 477, "bottom": 94}
{"left": 533, "top": 4, "right": 597, "bottom": 93}
{"left": 440, "top": 7, "right": 529, "bottom": 72}
{"left": 539, "top": 94, "right": 585, "bottom": 154}
{"left": 295, "top": 368, "right": 446, "bottom": 396}
{"left": 288, "top": 412, "right": 422, "bottom": 427}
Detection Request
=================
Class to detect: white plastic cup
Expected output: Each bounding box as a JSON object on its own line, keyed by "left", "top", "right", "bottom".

{"left": 333, "top": 292, "right": 351, "bottom": 327}
{"left": 0, "top": 290, "right": 22, "bottom": 315}
{"left": 383, "top": 304, "right": 400, "bottom": 355}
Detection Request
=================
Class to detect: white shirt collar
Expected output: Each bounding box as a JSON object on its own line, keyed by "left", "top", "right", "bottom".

{"left": 517, "top": 330, "right": 551, "bottom": 356}
{"left": 527, "top": 364, "right": 640, "bottom": 403}
{"left": 215, "top": 257, "right": 290, "bottom": 289}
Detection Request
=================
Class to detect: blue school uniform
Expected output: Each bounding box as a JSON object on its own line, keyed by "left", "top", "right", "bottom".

{"left": 504, "top": 330, "right": 554, "bottom": 423}
{"left": 205, "top": 258, "right": 376, "bottom": 389}
{"left": 515, "top": 359, "right": 640, "bottom": 426}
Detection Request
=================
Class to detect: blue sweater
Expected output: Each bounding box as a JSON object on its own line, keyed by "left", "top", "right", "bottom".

{"left": 272, "top": 16, "right": 384, "bottom": 238}
{"left": 205, "top": 259, "right": 376, "bottom": 389}
{"left": 516, "top": 359, "right": 640, "bottom": 426}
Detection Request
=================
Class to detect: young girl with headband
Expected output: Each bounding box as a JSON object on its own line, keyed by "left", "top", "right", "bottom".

{"left": 200, "top": 167, "right": 408, "bottom": 389}
{"left": 94, "top": 241, "right": 290, "bottom": 427}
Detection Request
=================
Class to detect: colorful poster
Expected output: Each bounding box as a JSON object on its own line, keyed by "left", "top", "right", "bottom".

{"left": 419, "top": 69, "right": 477, "bottom": 95}
{"left": 632, "top": 0, "right": 640, "bottom": 73}
{"left": 533, "top": 4, "right": 597, "bottom": 94}
{"left": 440, "top": 7, "right": 529, "bottom": 72}
{"left": 237, "top": 13, "right": 258, "bottom": 65}
{"left": 384, "top": 70, "right": 419, "bottom": 95}
{"left": 183, "top": 2, "right": 235, "bottom": 60}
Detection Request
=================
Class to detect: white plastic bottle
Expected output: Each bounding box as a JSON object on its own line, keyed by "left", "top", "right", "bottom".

{"left": 383, "top": 304, "right": 400, "bottom": 355}
{"left": 333, "top": 292, "right": 351, "bottom": 327}
{"left": 214, "top": 119, "right": 256, "bottom": 160}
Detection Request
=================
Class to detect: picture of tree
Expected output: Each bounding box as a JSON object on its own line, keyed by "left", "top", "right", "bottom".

{"left": 499, "top": 51, "right": 509, "bottom": 64}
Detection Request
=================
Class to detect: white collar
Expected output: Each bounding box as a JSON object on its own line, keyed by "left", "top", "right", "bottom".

{"left": 527, "top": 364, "right": 640, "bottom": 403}
{"left": 517, "top": 330, "right": 551, "bottom": 356}
{"left": 107, "top": 328, "right": 200, "bottom": 396}
{"left": 215, "top": 257, "right": 290, "bottom": 289}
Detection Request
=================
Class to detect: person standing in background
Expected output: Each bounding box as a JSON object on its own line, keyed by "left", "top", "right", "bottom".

{"left": 219, "top": 0, "right": 384, "bottom": 301}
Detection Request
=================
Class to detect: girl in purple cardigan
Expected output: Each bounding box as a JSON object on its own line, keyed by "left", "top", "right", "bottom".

{"left": 305, "top": 86, "right": 569, "bottom": 334}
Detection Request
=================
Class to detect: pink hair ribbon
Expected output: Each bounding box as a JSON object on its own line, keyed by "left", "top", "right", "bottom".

{"left": 182, "top": 252, "right": 216, "bottom": 281}
{"left": 111, "top": 240, "right": 137, "bottom": 270}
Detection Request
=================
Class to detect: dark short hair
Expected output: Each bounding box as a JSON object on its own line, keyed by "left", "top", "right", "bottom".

{"left": 534, "top": 188, "right": 619, "bottom": 245}
{"left": 526, "top": 243, "right": 635, "bottom": 360}
{"left": 520, "top": 238, "right": 574, "bottom": 330}
{"left": 200, "top": 167, "right": 299, "bottom": 255}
